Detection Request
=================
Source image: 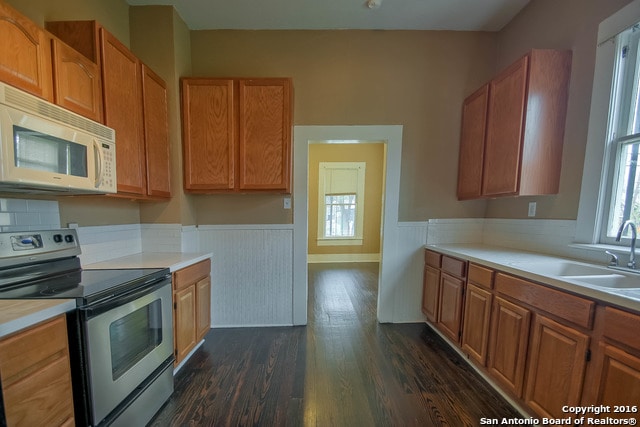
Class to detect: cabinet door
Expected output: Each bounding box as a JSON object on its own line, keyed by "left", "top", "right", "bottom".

{"left": 100, "top": 28, "right": 146, "bottom": 196}
{"left": 238, "top": 78, "right": 292, "bottom": 192}
{"left": 525, "top": 315, "right": 589, "bottom": 419}
{"left": 488, "top": 296, "right": 531, "bottom": 397}
{"left": 181, "top": 78, "right": 235, "bottom": 191}
{"left": 593, "top": 344, "right": 640, "bottom": 410}
{"left": 196, "top": 276, "right": 211, "bottom": 341}
{"left": 422, "top": 265, "right": 440, "bottom": 322}
{"left": 0, "top": 2, "right": 53, "bottom": 101}
{"left": 51, "top": 38, "right": 102, "bottom": 122}
{"left": 437, "top": 272, "right": 465, "bottom": 343}
{"left": 0, "top": 315, "right": 75, "bottom": 426}
{"left": 461, "top": 283, "right": 493, "bottom": 365}
{"left": 142, "top": 64, "right": 171, "bottom": 198}
{"left": 482, "top": 56, "right": 528, "bottom": 197}
{"left": 457, "top": 85, "right": 489, "bottom": 200}
{"left": 174, "top": 285, "right": 197, "bottom": 366}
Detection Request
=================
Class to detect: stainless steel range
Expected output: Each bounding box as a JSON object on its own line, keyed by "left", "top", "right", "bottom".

{"left": 0, "top": 229, "right": 174, "bottom": 427}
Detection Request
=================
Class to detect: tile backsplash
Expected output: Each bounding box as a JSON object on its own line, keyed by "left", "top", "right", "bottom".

{"left": 0, "top": 198, "right": 60, "bottom": 231}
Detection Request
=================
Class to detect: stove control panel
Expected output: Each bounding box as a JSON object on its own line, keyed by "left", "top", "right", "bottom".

{"left": 0, "top": 229, "right": 80, "bottom": 264}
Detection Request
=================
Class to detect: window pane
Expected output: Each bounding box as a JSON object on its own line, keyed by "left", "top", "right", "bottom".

{"left": 324, "top": 194, "right": 356, "bottom": 237}
{"left": 608, "top": 140, "right": 640, "bottom": 238}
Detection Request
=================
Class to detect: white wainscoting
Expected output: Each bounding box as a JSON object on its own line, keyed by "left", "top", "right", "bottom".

{"left": 77, "top": 224, "right": 142, "bottom": 265}
{"left": 389, "top": 222, "right": 429, "bottom": 323}
{"left": 198, "top": 225, "right": 294, "bottom": 327}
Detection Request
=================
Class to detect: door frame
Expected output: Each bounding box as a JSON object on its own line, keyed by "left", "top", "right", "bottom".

{"left": 292, "top": 125, "right": 403, "bottom": 324}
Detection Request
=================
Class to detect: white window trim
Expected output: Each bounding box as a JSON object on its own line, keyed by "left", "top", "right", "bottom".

{"left": 317, "top": 161, "right": 366, "bottom": 246}
{"left": 576, "top": 0, "right": 640, "bottom": 248}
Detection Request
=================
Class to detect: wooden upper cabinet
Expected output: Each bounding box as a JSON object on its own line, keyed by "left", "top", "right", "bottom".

{"left": 181, "top": 77, "right": 293, "bottom": 193}
{"left": 46, "top": 20, "right": 171, "bottom": 200}
{"left": 100, "top": 28, "right": 146, "bottom": 196}
{"left": 238, "top": 78, "right": 292, "bottom": 192}
{"left": 457, "top": 84, "right": 489, "bottom": 200}
{"left": 181, "top": 78, "right": 236, "bottom": 191}
{"left": 51, "top": 38, "right": 103, "bottom": 122}
{"left": 457, "top": 49, "right": 572, "bottom": 199}
{"left": 483, "top": 56, "right": 528, "bottom": 196}
{"left": 142, "top": 64, "right": 171, "bottom": 198}
{"left": 0, "top": 1, "right": 53, "bottom": 101}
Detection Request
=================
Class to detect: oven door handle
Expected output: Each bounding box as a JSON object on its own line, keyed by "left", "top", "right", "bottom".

{"left": 80, "top": 276, "right": 171, "bottom": 319}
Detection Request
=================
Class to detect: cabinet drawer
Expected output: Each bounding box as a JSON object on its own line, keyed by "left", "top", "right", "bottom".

{"left": 603, "top": 307, "right": 640, "bottom": 351}
{"left": 468, "top": 264, "right": 494, "bottom": 289}
{"left": 441, "top": 256, "right": 466, "bottom": 279}
{"left": 495, "top": 273, "right": 594, "bottom": 329}
{"left": 425, "top": 250, "right": 441, "bottom": 268}
{"left": 174, "top": 259, "right": 211, "bottom": 290}
{"left": 0, "top": 315, "right": 69, "bottom": 384}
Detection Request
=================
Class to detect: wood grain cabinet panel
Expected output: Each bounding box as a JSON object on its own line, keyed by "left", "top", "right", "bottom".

{"left": 0, "top": 315, "right": 75, "bottom": 427}
{"left": 461, "top": 283, "right": 493, "bottom": 365}
{"left": 524, "top": 315, "right": 589, "bottom": 419}
{"left": 174, "top": 285, "right": 197, "bottom": 365}
{"left": 593, "top": 344, "right": 640, "bottom": 409}
{"left": 238, "top": 78, "right": 292, "bottom": 192}
{"left": 422, "top": 265, "right": 440, "bottom": 323}
{"left": 182, "top": 77, "right": 292, "bottom": 193}
{"left": 0, "top": 1, "right": 53, "bottom": 101}
{"left": 457, "top": 84, "right": 489, "bottom": 199}
{"left": 196, "top": 276, "right": 212, "bottom": 342}
{"left": 436, "top": 272, "right": 465, "bottom": 343}
{"left": 181, "top": 78, "right": 236, "bottom": 191}
{"left": 100, "top": 28, "right": 146, "bottom": 196}
{"left": 457, "top": 49, "right": 571, "bottom": 199}
{"left": 51, "top": 38, "right": 102, "bottom": 122}
{"left": 488, "top": 296, "right": 531, "bottom": 397}
{"left": 142, "top": 64, "right": 171, "bottom": 198}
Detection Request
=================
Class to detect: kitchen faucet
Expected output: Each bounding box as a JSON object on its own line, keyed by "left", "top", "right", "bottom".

{"left": 616, "top": 220, "right": 637, "bottom": 269}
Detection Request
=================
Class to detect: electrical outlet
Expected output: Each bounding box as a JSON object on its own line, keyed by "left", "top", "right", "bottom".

{"left": 528, "top": 202, "right": 536, "bottom": 217}
{"left": 283, "top": 197, "right": 291, "bottom": 209}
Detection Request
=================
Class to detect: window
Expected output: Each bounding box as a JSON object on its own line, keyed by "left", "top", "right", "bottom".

{"left": 317, "top": 162, "right": 365, "bottom": 246}
{"left": 602, "top": 23, "right": 640, "bottom": 243}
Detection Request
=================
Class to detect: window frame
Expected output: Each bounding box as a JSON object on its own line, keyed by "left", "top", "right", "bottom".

{"left": 317, "top": 162, "right": 365, "bottom": 246}
{"left": 576, "top": 0, "right": 640, "bottom": 248}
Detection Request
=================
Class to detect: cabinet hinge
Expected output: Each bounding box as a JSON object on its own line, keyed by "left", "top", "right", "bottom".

{"left": 174, "top": 302, "right": 177, "bottom": 310}
{"left": 585, "top": 349, "right": 591, "bottom": 362}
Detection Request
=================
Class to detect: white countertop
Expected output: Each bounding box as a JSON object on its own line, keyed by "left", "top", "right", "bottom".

{"left": 0, "top": 299, "right": 76, "bottom": 339}
{"left": 84, "top": 252, "right": 212, "bottom": 272}
{"left": 427, "top": 243, "right": 640, "bottom": 312}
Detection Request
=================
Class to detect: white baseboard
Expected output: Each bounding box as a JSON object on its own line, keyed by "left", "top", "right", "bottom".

{"left": 307, "top": 253, "right": 381, "bottom": 263}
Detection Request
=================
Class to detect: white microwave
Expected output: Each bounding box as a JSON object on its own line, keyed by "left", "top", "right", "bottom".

{"left": 0, "top": 82, "right": 116, "bottom": 194}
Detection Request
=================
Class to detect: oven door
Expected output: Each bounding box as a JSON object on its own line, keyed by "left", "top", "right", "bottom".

{"left": 81, "top": 278, "right": 173, "bottom": 425}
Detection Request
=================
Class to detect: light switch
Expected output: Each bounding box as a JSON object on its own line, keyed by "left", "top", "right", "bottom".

{"left": 283, "top": 197, "right": 291, "bottom": 209}
{"left": 528, "top": 202, "right": 536, "bottom": 217}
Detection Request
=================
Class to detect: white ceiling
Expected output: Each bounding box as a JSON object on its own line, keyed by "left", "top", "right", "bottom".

{"left": 124, "top": 0, "right": 530, "bottom": 31}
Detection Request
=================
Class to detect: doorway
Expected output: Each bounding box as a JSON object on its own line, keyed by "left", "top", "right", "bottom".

{"left": 292, "top": 125, "right": 403, "bottom": 325}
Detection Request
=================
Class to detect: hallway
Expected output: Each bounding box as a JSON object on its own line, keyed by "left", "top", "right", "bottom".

{"left": 150, "top": 263, "right": 521, "bottom": 426}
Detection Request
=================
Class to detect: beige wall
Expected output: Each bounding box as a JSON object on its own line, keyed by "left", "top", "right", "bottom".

{"left": 483, "top": 0, "right": 634, "bottom": 220}
{"left": 308, "top": 143, "right": 385, "bottom": 255}
{"left": 189, "top": 30, "right": 496, "bottom": 222}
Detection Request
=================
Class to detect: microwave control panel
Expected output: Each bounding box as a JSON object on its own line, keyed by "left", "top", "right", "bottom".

{"left": 99, "top": 140, "right": 116, "bottom": 193}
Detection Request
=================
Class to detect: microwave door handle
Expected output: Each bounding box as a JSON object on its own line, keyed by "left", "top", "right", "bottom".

{"left": 93, "top": 140, "right": 103, "bottom": 188}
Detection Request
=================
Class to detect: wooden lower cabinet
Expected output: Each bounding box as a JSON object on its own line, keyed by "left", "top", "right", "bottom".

{"left": 173, "top": 259, "right": 212, "bottom": 366}
{"left": 487, "top": 296, "right": 531, "bottom": 397}
{"left": 524, "top": 315, "right": 589, "bottom": 418}
{"left": 437, "top": 272, "right": 465, "bottom": 343}
{"left": 0, "top": 314, "right": 75, "bottom": 427}
{"left": 461, "top": 283, "right": 492, "bottom": 365}
{"left": 422, "top": 265, "right": 440, "bottom": 322}
{"left": 593, "top": 344, "right": 640, "bottom": 408}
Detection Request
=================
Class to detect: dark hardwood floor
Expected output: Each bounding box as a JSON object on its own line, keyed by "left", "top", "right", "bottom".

{"left": 150, "top": 262, "right": 521, "bottom": 426}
